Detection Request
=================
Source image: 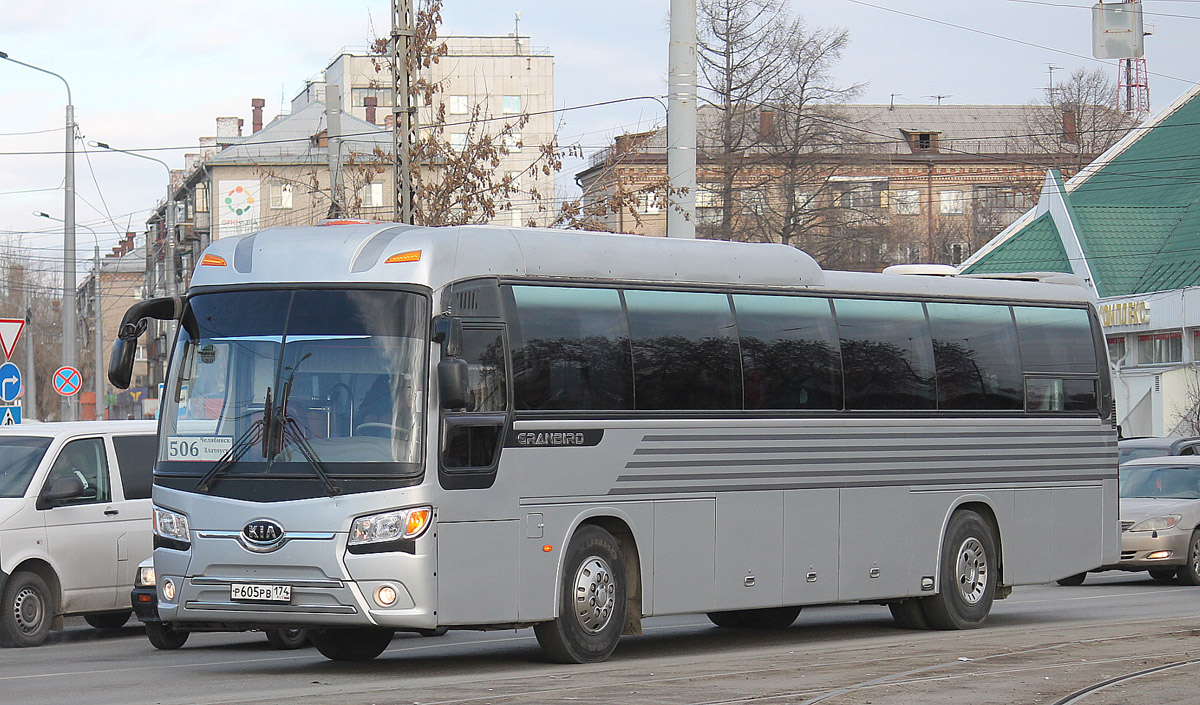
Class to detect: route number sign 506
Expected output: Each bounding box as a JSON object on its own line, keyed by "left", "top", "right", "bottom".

{"left": 165, "top": 436, "right": 234, "bottom": 461}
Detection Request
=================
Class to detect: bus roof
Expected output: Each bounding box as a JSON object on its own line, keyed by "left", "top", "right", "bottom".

{"left": 190, "top": 223, "right": 1092, "bottom": 304}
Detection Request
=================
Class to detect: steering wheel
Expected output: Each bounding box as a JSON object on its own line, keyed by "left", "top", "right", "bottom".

{"left": 354, "top": 422, "right": 409, "bottom": 440}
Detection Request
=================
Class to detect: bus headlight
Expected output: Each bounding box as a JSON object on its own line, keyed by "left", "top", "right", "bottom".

{"left": 349, "top": 506, "right": 433, "bottom": 545}
{"left": 153, "top": 506, "right": 191, "bottom": 549}
{"left": 1129, "top": 515, "right": 1181, "bottom": 532}
{"left": 136, "top": 565, "right": 157, "bottom": 588}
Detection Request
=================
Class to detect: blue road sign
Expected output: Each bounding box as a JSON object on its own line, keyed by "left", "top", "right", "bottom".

{"left": 1, "top": 405, "right": 21, "bottom": 425}
{"left": 53, "top": 366, "right": 82, "bottom": 397}
{"left": 0, "top": 362, "right": 21, "bottom": 404}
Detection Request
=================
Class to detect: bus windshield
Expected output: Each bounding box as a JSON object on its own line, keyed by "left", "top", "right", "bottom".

{"left": 159, "top": 289, "right": 429, "bottom": 483}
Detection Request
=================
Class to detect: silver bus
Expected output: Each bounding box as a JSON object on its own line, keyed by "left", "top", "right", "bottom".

{"left": 110, "top": 222, "right": 1118, "bottom": 663}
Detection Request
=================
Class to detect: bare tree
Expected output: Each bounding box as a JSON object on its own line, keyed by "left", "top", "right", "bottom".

{"left": 1025, "top": 67, "right": 1138, "bottom": 175}
{"left": 697, "top": 0, "right": 788, "bottom": 239}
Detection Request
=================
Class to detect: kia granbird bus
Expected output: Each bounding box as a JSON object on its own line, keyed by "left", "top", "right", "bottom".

{"left": 109, "top": 223, "right": 1119, "bottom": 663}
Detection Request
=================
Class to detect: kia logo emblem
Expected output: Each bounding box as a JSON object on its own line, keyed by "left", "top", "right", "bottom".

{"left": 242, "top": 520, "right": 284, "bottom": 546}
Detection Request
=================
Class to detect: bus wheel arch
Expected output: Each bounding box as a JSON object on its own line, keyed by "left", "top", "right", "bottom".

{"left": 534, "top": 522, "right": 631, "bottom": 663}
{"left": 942, "top": 499, "right": 1004, "bottom": 592}
{"left": 923, "top": 506, "right": 1000, "bottom": 630}
{"left": 578, "top": 516, "right": 643, "bottom": 637}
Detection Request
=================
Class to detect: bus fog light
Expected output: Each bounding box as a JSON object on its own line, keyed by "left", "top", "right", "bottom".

{"left": 162, "top": 578, "right": 177, "bottom": 601}
{"left": 1148, "top": 550, "right": 1172, "bottom": 560}
{"left": 375, "top": 585, "right": 398, "bottom": 607}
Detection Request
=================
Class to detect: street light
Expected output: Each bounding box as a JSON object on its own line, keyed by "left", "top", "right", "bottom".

{"left": 89, "top": 141, "right": 177, "bottom": 298}
{"left": 1, "top": 50, "right": 78, "bottom": 420}
{"left": 35, "top": 212, "right": 103, "bottom": 422}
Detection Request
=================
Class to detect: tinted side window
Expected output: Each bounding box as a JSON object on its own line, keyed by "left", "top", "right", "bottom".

{"left": 624, "top": 290, "right": 741, "bottom": 410}
{"left": 460, "top": 328, "right": 507, "bottom": 413}
{"left": 1026, "top": 377, "right": 1098, "bottom": 412}
{"left": 835, "top": 298, "right": 936, "bottom": 410}
{"left": 442, "top": 327, "right": 508, "bottom": 473}
{"left": 927, "top": 303, "right": 1023, "bottom": 410}
{"left": 734, "top": 294, "right": 842, "bottom": 410}
{"left": 509, "top": 285, "right": 633, "bottom": 410}
{"left": 112, "top": 435, "right": 156, "bottom": 500}
{"left": 1014, "top": 306, "right": 1097, "bottom": 374}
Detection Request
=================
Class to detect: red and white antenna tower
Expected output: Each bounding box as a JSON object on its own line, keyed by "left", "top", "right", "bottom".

{"left": 1096, "top": 0, "right": 1150, "bottom": 115}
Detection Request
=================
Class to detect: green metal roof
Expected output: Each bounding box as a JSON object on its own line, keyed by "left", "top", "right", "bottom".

{"left": 961, "top": 212, "right": 1069, "bottom": 275}
{"left": 966, "top": 88, "right": 1200, "bottom": 296}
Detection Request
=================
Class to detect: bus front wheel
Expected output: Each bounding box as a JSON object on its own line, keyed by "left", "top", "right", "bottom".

{"left": 534, "top": 525, "right": 627, "bottom": 664}
{"left": 310, "top": 627, "right": 394, "bottom": 661}
{"left": 922, "top": 510, "right": 997, "bottom": 630}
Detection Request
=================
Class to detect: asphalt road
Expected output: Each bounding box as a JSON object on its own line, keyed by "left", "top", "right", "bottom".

{"left": 7, "top": 571, "right": 1200, "bottom": 705}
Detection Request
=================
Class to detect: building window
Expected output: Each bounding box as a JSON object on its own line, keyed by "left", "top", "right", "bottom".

{"left": 359, "top": 182, "right": 384, "bottom": 207}
{"left": 269, "top": 182, "right": 293, "bottom": 210}
{"left": 350, "top": 87, "right": 394, "bottom": 108}
{"left": 939, "top": 190, "right": 965, "bottom": 215}
{"left": 743, "top": 188, "right": 769, "bottom": 214}
{"left": 502, "top": 95, "right": 522, "bottom": 114}
{"left": 841, "top": 185, "right": 884, "bottom": 209}
{"left": 636, "top": 191, "right": 661, "bottom": 215}
{"left": 793, "top": 190, "right": 815, "bottom": 212}
{"left": 979, "top": 186, "right": 1031, "bottom": 211}
{"left": 1138, "top": 332, "right": 1182, "bottom": 364}
{"left": 448, "top": 95, "right": 470, "bottom": 115}
{"left": 893, "top": 189, "right": 921, "bottom": 215}
{"left": 448, "top": 133, "right": 468, "bottom": 152}
{"left": 697, "top": 185, "right": 722, "bottom": 225}
{"left": 1108, "top": 336, "right": 1127, "bottom": 364}
{"left": 501, "top": 132, "right": 522, "bottom": 153}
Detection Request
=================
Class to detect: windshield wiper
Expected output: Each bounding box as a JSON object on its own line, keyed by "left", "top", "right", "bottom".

{"left": 279, "top": 416, "right": 343, "bottom": 496}
{"left": 195, "top": 417, "right": 266, "bottom": 493}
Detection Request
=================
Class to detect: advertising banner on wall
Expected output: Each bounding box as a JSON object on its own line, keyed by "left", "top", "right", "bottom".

{"left": 216, "top": 180, "right": 261, "bottom": 239}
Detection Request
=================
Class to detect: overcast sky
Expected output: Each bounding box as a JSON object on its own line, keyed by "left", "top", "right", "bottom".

{"left": 1, "top": 0, "right": 1196, "bottom": 272}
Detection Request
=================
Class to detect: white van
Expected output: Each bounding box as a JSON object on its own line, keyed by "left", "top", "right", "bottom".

{"left": 0, "top": 420, "right": 157, "bottom": 647}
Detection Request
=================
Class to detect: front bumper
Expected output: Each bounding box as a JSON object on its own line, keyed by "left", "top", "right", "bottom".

{"left": 1103, "top": 528, "right": 1191, "bottom": 570}
{"left": 131, "top": 585, "right": 161, "bottom": 623}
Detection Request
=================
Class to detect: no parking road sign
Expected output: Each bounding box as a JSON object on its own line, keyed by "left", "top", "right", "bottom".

{"left": 53, "top": 366, "right": 82, "bottom": 397}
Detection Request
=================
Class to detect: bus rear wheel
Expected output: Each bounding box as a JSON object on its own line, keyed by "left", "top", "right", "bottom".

{"left": 922, "top": 510, "right": 997, "bottom": 630}
{"left": 310, "top": 627, "right": 394, "bottom": 661}
{"left": 706, "top": 607, "right": 800, "bottom": 629}
{"left": 534, "top": 525, "right": 627, "bottom": 664}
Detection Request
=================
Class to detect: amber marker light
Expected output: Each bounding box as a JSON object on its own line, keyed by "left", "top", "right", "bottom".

{"left": 199, "top": 253, "right": 227, "bottom": 267}
{"left": 385, "top": 250, "right": 422, "bottom": 264}
{"left": 542, "top": 545, "right": 554, "bottom": 552}
{"left": 405, "top": 508, "right": 432, "bottom": 538}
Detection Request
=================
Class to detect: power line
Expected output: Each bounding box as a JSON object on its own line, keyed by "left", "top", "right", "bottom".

{"left": 842, "top": 0, "right": 1199, "bottom": 86}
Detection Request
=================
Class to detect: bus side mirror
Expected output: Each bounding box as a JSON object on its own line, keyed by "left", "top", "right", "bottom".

{"left": 438, "top": 358, "right": 469, "bottom": 410}
{"left": 432, "top": 315, "right": 462, "bottom": 358}
{"left": 108, "top": 296, "right": 184, "bottom": 389}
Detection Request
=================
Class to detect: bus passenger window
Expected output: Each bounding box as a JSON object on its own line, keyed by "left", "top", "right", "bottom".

{"left": 442, "top": 327, "right": 508, "bottom": 473}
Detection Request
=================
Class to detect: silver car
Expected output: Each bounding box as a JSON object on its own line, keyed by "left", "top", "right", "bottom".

{"left": 1059, "top": 455, "right": 1200, "bottom": 586}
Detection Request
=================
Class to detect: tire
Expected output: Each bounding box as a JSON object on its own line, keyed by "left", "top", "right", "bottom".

{"left": 0, "top": 571, "right": 53, "bottom": 647}
{"left": 1056, "top": 573, "right": 1087, "bottom": 587}
{"left": 264, "top": 627, "right": 310, "bottom": 650}
{"left": 706, "top": 607, "right": 800, "bottom": 629}
{"left": 145, "top": 622, "right": 189, "bottom": 650}
{"left": 533, "top": 524, "right": 627, "bottom": 664}
{"left": 1149, "top": 569, "right": 1178, "bottom": 582}
{"left": 888, "top": 599, "right": 932, "bottom": 629}
{"left": 416, "top": 626, "right": 448, "bottom": 637}
{"left": 85, "top": 610, "right": 132, "bottom": 630}
{"left": 310, "top": 628, "right": 394, "bottom": 661}
{"left": 921, "top": 511, "right": 998, "bottom": 630}
{"left": 1177, "top": 530, "right": 1200, "bottom": 586}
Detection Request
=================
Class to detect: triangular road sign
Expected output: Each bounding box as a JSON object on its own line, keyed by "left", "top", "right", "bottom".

{"left": 0, "top": 319, "right": 25, "bottom": 360}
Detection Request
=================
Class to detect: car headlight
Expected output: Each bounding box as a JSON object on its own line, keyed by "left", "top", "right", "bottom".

{"left": 1129, "top": 514, "right": 1181, "bottom": 532}
{"left": 349, "top": 506, "right": 433, "bottom": 545}
{"left": 153, "top": 506, "right": 191, "bottom": 547}
{"left": 136, "top": 565, "right": 157, "bottom": 588}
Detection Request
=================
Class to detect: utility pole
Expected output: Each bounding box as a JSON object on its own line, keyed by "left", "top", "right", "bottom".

{"left": 391, "top": 0, "right": 417, "bottom": 224}
{"left": 24, "top": 307, "right": 35, "bottom": 422}
{"left": 93, "top": 244, "right": 102, "bottom": 420}
{"left": 667, "top": 0, "right": 697, "bottom": 238}
{"left": 326, "top": 85, "right": 346, "bottom": 218}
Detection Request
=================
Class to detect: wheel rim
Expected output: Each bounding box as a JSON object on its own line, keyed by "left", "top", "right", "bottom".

{"left": 572, "top": 556, "right": 616, "bottom": 634}
{"left": 12, "top": 586, "right": 45, "bottom": 636}
{"left": 955, "top": 537, "right": 989, "bottom": 605}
